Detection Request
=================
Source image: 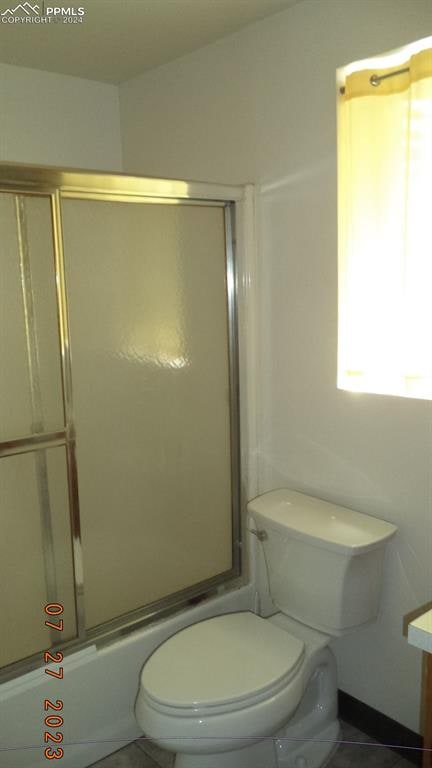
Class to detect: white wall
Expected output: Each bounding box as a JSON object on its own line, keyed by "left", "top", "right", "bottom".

{"left": 0, "top": 63, "right": 122, "bottom": 170}
{"left": 120, "top": 0, "right": 432, "bottom": 733}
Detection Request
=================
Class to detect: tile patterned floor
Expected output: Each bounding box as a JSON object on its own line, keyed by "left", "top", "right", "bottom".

{"left": 90, "top": 721, "right": 418, "bottom": 767}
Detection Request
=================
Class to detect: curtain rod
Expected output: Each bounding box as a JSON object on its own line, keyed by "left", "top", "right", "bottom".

{"left": 339, "top": 65, "right": 410, "bottom": 95}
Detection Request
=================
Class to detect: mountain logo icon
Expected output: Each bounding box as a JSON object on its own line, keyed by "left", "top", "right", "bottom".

{"left": 1, "top": 2, "right": 39, "bottom": 14}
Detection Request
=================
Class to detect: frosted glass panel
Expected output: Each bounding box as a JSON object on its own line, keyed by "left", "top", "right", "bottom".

{"left": 0, "top": 193, "right": 64, "bottom": 440}
{"left": 0, "top": 448, "right": 76, "bottom": 668}
{"left": 62, "top": 199, "right": 233, "bottom": 628}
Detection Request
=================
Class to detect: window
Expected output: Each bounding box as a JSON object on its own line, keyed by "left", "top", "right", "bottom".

{"left": 337, "top": 38, "right": 432, "bottom": 399}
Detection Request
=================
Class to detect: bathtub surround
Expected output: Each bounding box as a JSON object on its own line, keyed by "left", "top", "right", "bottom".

{"left": 119, "top": 0, "right": 432, "bottom": 734}
{"left": 0, "top": 165, "right": 253, "bottom": 768}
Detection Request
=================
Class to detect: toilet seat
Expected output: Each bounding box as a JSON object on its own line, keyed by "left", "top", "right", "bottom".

{"left": 140, "top": 611, "right": 304, "bottom": 714}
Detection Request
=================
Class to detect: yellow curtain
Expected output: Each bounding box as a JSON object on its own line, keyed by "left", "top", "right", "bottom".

{"left": 338, "top": 47, "right": 432, "bottom": 399}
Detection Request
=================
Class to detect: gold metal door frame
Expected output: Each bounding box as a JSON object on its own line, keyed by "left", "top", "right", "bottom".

{"left": 0, "top": 162, "right": 244, "bottom": 682}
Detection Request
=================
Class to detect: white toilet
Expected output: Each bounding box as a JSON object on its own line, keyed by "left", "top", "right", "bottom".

{"left": 135, "top": 489, "right": 397, "bottom": 768}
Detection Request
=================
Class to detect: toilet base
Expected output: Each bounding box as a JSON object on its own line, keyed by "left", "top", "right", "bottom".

{"left": 172, "top": 720, "right": 339, "bottom": 768}
{"left": 172, "top": 719, "right": 339, "bottom": 768}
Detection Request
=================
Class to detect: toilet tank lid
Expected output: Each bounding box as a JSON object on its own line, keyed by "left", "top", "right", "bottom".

{"left": 248, "top": 489, "right": 397, "bottom": 555}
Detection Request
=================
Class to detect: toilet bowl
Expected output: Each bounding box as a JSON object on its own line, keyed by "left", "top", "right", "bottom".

{"left": 136, "top": 611, "right": 339, "bottom": 768}
{"left": 135, "top": 489, "right": 397, "bottom": 768}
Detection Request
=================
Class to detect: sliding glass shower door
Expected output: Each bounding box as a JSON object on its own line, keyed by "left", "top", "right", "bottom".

{"left": 0, "top": 192, "right": 76, "bottom": 669}
{"left": 0, "top": 165, "right": 241, "bottom": 676}
{"left": 61, "top": 199, "right": 234, "bottom": 629}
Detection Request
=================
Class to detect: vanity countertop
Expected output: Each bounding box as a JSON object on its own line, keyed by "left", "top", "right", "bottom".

{"left": 403, "top": 601, "right": 432, "bottom": 768}
{"left": 408, "top": 609, "right": 432, "bottom": 653}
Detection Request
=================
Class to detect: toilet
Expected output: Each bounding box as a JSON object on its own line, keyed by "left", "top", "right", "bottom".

{"left": 135, "top": 489, "right": 397, "bottom": 768}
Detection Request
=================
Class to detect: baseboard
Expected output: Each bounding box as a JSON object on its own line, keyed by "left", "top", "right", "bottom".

{"left": 338, "top": 690, "right": 422, "bottom": 767}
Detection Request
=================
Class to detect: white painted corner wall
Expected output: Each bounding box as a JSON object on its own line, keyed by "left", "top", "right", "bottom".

{"left": 119, "top": 0, "right": 432, "bottom": 734}
{"left": 0, "top": 62, "right": 122, "bottom": 171}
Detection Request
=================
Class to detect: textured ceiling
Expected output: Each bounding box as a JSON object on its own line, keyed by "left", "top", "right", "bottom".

{"left": 0, "top": 0, "right": 301, "bottom": 83}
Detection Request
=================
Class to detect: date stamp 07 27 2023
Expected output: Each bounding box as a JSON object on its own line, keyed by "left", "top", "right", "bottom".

{"left": 43, "top": 603, "right": 65, "bottom": 761}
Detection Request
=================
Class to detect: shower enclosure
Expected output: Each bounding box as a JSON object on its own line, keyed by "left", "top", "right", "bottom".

{"left": 0, "top": 164, "right": 242, "bottom": 679}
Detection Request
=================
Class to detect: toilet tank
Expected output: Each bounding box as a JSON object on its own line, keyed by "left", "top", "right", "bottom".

{"left": 248, "top": 489, "right": 397, "bottom": 636}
